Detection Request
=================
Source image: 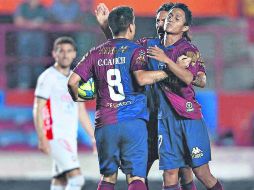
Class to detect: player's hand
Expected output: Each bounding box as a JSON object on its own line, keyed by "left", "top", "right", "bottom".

{"left": 95, "top": 3, "right": 109, "bottom": 28}
{"left": 147, "top": 46, "right": 171, "bottom": 63}
{"left": 38, "top": 136, "right": 50, "bottom": 155}
{"left": 177, "top": 55, "right": 192, "bottom": 68}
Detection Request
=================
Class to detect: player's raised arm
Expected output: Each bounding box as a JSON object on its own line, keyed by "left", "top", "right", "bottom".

{"left": 33, "top": 97, "right": 50, "bottom": 154}
{"left": 95, "top": 3, "right": 112, "bottom": 39}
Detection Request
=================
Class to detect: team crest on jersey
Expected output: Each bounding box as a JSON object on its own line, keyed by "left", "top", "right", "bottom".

{"left": 186, "top": 102, "right": 194, "bottom": 112}
{"left": 136, "top": 50, "right": 146, "bottom": 65}
{"left": 191, "top": 147, "right": 203, "bottom": 159}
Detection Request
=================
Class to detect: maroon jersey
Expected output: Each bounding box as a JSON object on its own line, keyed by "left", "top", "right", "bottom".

{"left": 74, "top": 38, "right": 149, "bottom": 128}
{"left": 161, "top": 38, "right": 206, "bottom": 119}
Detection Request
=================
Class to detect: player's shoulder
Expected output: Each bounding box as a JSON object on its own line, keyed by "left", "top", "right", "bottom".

{"left": 136, "top": 37, "right": 160, "bottom": 47}
{"left": 37, "top": 66, "right": 55, "bottom": 81}
{"left": 38, "top": 66, "right": 53, "bottom": 78}
{"left": 86, "top": 40, "right": 113, "bottom": 55}
{"left": 175, "top": 38, "right": 199, "bottom": 55}
{"left": 137, "top": 37, "right": 157, "bottom": 42}
{"left": 131, "top": 42, "right": 147, "bottom": 54}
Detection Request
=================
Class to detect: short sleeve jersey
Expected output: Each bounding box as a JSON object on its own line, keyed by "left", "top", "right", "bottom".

{"left": 160, "top": 38, "right": 206, "bottom": 119}
{"left": 74, "top": 38, "right": 149, "bottom": 128}
{"left": 136, "top": 37, "right": 161, "bottom": 114}
{"left": 35, "top": 67, "right": 78, "bottom": 140}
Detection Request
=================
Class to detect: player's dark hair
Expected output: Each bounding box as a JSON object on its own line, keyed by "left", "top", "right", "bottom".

{"left": 172, "top": 3, "right": 192, "bottom": 42}
{"left": 108, "top": 6, "right": 134, "bottom": 36}
{"left": 53, "top": 36, "right": 77, "bottom": 51}
{"left": 156, "top": 3, "right": 174, "bottom": 14}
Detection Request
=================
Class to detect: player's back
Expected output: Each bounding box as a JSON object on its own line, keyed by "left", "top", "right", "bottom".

{"left": 74, "top": 38, "right": 149, "bottom": 128}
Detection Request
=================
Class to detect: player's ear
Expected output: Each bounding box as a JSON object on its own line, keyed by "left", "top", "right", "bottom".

{"left": 129, "top": 23, "right": 135, "bottom": 34}
{"left": 72, "top": 50, "right": 77, "bottom": 59}
{"left": 52, "top": 50, "right": 56, "bottom": 59}
{"left": 182, "top": 25, "right": 189, "bottom": 32}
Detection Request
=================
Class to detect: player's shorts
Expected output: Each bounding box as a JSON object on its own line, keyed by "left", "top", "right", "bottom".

{"left": 95, "top": 118, "right": 148, "bottom": 178}
{"left": 158, "top": 107, "right": 211, "bottom": 170}
{"left": 147, "top": 110, "right": 159, "bottom": 164}
{"left": 49, "top": 137, "right": 80, "bottom": 177}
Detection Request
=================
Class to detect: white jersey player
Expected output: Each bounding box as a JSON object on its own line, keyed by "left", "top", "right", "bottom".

{"left": 33, "top": 37, "right": 95, "bottom": 190}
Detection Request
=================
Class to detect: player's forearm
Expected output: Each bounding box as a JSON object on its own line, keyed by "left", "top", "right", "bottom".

{"left": 100, "top": 24, "right": 113, "bottom": 39}
{"left": 79, "top": 117, "right": 94, "bottom": 139}
{"left": 68, "top": 81, "right": 79, "bottom": 102}
{"left": 192, "top": 72, "right": 206, "bottom": 88}
{"left": 78, "top": 103, "right": 95, "bottom": 139}
{"left": 68, "top": 73, "right": 86, "bottom": 102}
{"left": 165, "top": 58, "right": 193, "bottom": 85}
{"left": 68, "top": 84, "right": 87, "bottom": 102}
{"left": 33, "top": 106, "right": 45, "bottom": 140}
{"left": 134, "top": 70, "right": 168, "bottom": 86}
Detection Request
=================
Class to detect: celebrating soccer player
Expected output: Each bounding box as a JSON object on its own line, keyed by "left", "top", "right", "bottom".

{"left": 95, "top": 3, "right": 207, "bottom": 190}
{"left": 33, "top": 37, "right": 95, "bottom": 190}
{"left": 147, "top": 3, "right": 223, "bottom": 190}
{"left": 68, "top": 6, "right": 170, "bottom": 190}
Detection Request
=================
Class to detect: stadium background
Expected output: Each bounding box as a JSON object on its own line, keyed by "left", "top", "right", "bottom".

{"left": 0, "top": 0, "right": 254, "bottom": 189}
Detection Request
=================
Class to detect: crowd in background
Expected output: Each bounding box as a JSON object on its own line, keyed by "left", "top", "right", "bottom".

{"left": 9, "top": 0, "right": 98, "bottom": 88}
{"left": 0, "top": 0, "right": 254, "bottom": 89}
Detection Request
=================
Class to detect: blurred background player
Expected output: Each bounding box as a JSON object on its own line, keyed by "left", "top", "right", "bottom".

{"left": 147, "top": 3, "right": 223, "bottom": 190}
{"left": 94, "top": 3, "right": 206, "bottom": 190}
{"left": 33, "top": 36, "right": 95, "bottom": 190}
{"left": 68, "top": 6, "right": 171, "bottom": 190}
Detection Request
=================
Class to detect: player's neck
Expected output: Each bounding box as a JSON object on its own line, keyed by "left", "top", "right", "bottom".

{"left": 163, "top": 33, "right": 182, "bottom": 47}
{"left": 54, "top": 63, "right": 71, "bottom": 77}
{"left": 113, "top": 32, "right": 132, "bottom": 40}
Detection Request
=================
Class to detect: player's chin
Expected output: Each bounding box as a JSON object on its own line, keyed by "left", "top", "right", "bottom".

{"left": 60, "top": 62, "right": 72, "bottom": 68}
{"left": 157, "top": 32, "right": 164, "bottom": 39}
{"left": 165, "top": 29, "right": 176, "bottom": 35}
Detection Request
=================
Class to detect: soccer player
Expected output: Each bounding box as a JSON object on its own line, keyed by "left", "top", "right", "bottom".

{"left": 147, "top": 3, "right": 223, "bottom": 190}
{"left": 68, "top": 6, "right": 170, "bottom": 190}
{"left": 95, "top": 3, "right": 206, "bottom": 190}
{"left": 33, "top": 37, "right": 95, "bottom": 190}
